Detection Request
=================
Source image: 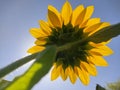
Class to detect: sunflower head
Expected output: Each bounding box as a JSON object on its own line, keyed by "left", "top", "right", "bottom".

{"left": 28, "top": 1, "right": 113, "bottom": 85}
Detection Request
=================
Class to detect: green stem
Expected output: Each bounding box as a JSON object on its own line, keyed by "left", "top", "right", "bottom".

{"left": 0, "top": 38, "right": 87, "bottom": 79}
{"left": 57, "top": 37, "right": 87, "bottom": 51}
{"left": 0, "top": 23, "right": 119, "bottom": 81}
{"left": 0, "top": 52, "right": 39, "bottom": 78}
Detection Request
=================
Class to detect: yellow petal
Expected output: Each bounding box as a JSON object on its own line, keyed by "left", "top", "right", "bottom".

{"left": 48, "top": 5, "right": 62, "bottom": 28}
{"left": 75, "top": 6, "right": 94, "bottom": 27}
{"left": 30, "top": 28, "right": 48, "bottom": 38}
{"left": 101, "top": 39, "right": 111, "bottom": 45}
{"left": 74, "top": 66, "right": 79, "bottom": 76}
{"left": 88, "top": 55, "right": 108, "bottom": 66}
{"left": 51, "top": 65, "right": 60, "bottom": 80}
{"left": 89, "top": 41, "right": 104, "bottom": 47}
{"left": 39, "top": 20, "right": 51, "bottom": 35}
{"left": 82, "top": 6, "right": 94, "bottom": 23}
{"left": 65, "top": 67, "right": 69, "bottom": 77}
{"left": 82, "top": 18, "right": 100, "bottom": 27}
{"left": 76, "top": 66, "right": 90, "bottom": 85}
{"left": 66, "top": 66, "right": 77, "bottom": 84}
{"left": 89, "top": 41, "right": 112, "bottom": 48}
{"left": 27, "top": 46, "right": 45, "bottom": 54}
{"left": 81, "top": 61, "right": 97, "bottom": 76}
{"left": 71, "top": 5, "right": 84, "bottom": 26}
{"left": 61, "top": 1, "right": 72, "bottom": 25}
{"left": 90, "top": 45, "right": 113, "bottom": 56}
{"left": 29, "top": 28, "right": 41, "bottom": 38}
{"left": 79, "top": 6, "right": 94, "bottom": 27}
{"left": 60, "top": 66, "right": 67, "bottom": 81}
{"left": 89, "top": 41, "right": 109, "bottom": 48}
{"left": 47, "top": 15, "right": 54, "bottom": 27}
{"left": 35, "top": 39, "right": 47, "bottom": 45}
{"left": 84, "top": 22, "right": 110, "bottom": 36}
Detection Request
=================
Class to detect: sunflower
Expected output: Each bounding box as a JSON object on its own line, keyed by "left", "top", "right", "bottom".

{"left": 28, "top": 1, "right": 113, "bottom": 85}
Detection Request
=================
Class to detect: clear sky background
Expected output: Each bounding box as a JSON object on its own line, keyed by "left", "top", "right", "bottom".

{"left": 0, "top": 0, "right": 120, "bottom": 90}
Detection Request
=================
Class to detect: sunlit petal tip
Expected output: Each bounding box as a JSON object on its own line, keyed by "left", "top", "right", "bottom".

{"left": 39, "top": 20, "right": 45, "bottom": 29}
{"left": 85, "top": 18, "right": 101, "bottom": 27}
{"left": 61, "top": 0, "right": 72, "bottom": 25}
{"left": 109, "top": 49, "right": 114, "bottom": 55}
{"left": 29, "top": 28, "right": 41, "bottom": 38}
{"left": 84, "top": 82, "right": 90, "bottom": 86}
{"left": 101, "top": 39, "right": 112, "bottom": 45}
{"left": 81, "top": 78, "right": 90, "bottom": 85}
{"left": 39, "top": 20, "right": 50, "bottom": 27}
{"left": 48, "top": 5, "right": 62, "bottom": 28}
{"left": 100, "top": 22, "right": 110, "bottom": 29}
{"left": 39, "top": 20, "right": 42, "bottom": 23}
{"left": 72, "top": 5, "right": 84, "bottom": 26}
{"left": 68, "top": 67, "right": 77, "bottom": 84}
{"left": 86, "top": 6, "right": 94, "bottom": 15}
{"left": 35, "top": 40, "right": 47, "bottom": 45}
{"left": 51, "top": 67, "right": 59, "bottom": 81}
{"left": 48, "top": 5, "right": 56, "bottom": 11}
{"left": 88, "top": 5, "right": 94, "bottom": 9}
{"left": 76, "top": 66, "right": 90, "bottom": 85}
{"left": 61, "top": 73, "right": 67, "bottom": 81}
{"left": 88, "top": 55, "right": 109, "bottom": 66}
{"left": 63, "top": 0, "right": 72, "bottom": 10}
{"left": 70, "top": 74, "right": 77, "bottom": 84}
{"left": 60, "top": 66, "right": 67, "bottom": 81}
{"left": 81, "top": 62, "right": 98, "bottom": 76}
{"left": 86, "top": 5, "right": 94, "bottom": 13}
{"left": 27, "top": 46, "right": 45, "bottom": 54}
{"left": 98, "top": 61, "right": 109, "bottom": 67}
{"left": 78, "top": 4, "right": 84, "bottom": 8}
{"left": 70, "top": 79, "right": 76, "bottom": 84}
{"left": 84, "top": 22, "right": 111, "bottom": 36}
{"left": 71, "top": 5, "right": 84, "bottom": 26}
{"left": 39, "top": 20, "right": 52, "bottom": 35}
{"left": 39, "top": 20, "right": 44, "bottom": 26}
{"left": 104, "top": 62, "right": 109, "bottom": 66}
{"left": 80, "top": 5, "right": 94, "bottom": 25}
{"left": 75, "top": 5, "right": 94, "bottom": 27}
{"left": 91, "top": 45, "right": 113, "bottom": 56}
{"left": 47, "top": 16, "right": 54, "bottom": 27}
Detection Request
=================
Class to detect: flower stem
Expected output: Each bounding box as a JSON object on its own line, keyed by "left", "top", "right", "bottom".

{"left": 57, "top": 37, "right": 87, "bottom": 51}
{"left": 0, "top": 38, "right": 87, "bottom": 79}
{"left": 0, "top": 52, "right": 39, "bottom": 78}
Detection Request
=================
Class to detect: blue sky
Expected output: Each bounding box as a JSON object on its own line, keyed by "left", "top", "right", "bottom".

{"left": 0, "top": 0, "right": 120, "bottom": 90}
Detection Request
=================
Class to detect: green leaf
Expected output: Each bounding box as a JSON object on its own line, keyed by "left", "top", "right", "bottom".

{"left": 0, "top": 79, "right": 10, "bottom": 90}
{"left": 89, "top": 23, "right": 120, "bottom": 43}
{"left": 96, "top": 84, "right": 106, "bottom": 90}
{"left": 4, "top": 45, "right": 57, "bottom": 90}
